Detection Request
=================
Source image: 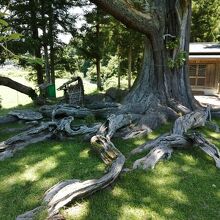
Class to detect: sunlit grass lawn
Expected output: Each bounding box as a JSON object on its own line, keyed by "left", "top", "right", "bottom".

{"left": 0, "top": 114, "right": 219, "bottom": 219}
{"left": 0, "top": 67, "right": 97, "bottom": 109}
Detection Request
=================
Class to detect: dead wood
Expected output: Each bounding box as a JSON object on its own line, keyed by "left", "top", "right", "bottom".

{"left": 0, "top": 122, "right": 57, "bottom": 161}
{"left": 15, "top": 110, "right": 128, "bottom": 219}
{"left": 98, "top": 114, "right": 140, "bottom": 139}
{"left": 45, "top": 154, "right": 125, "bottom": 217}
{"left": 173, "top": 109, "right": 209, "bottom": 135}
{"left": 52, "top": 105, "right": 94, "bottom": 120}
{"left": 85, "top": 102, "right": 121, "bottom": 110}
{"left": 55, "top": 116, "right": 101, "bottom": 137}
{"left": 187, "top": 132, "right": 220, "bottom": 168}
{"left": 16, "top": 206, "right": 44, "bottom": 220}
{"left": 12, "top": 104, "right": 219, "bottom": 219}
{"left": 0, "top": 115, "right": 18, "bottom": 124}
{"left": 133, "top": 146, "right": 173, "bottom": 170}
{"left": 131, "top": 108, "right": 216, "bottom": 170}
{"left": 8, "top": 110, "right": 43, "bottom": 121}
{"left": 0, "top": 76, "right": 38, "bottom": 101}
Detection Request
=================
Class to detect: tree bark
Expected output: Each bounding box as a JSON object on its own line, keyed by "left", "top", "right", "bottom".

{"left": 29, "top": 0, "right": 44, "bottom": 85}
{"left": 41, "top": 0, "right": 51, "bottom": 84}
{"left": 0, "top": 76, "right": 38, "bottom": 100}
{"left": 48, "top": 2, "right": 55, "bottom": 84}
{"left": 95, "top": 11, "right": 102, "bottom": 91}
{"left": 128, "top": 46, "right": 132, "bottom": 90}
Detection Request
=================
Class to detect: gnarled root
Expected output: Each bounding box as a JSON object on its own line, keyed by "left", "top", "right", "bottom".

{"left": 132, "top": 134, "right": 191, "bottom": 170}
{"left": 0, "top": 122, "right": 57, "bottom": 161}
{"left": 45, "top": 153, "right": 125, "bottom": 217}
{"left": 187, "top": 132, "right": 220, "bottom": 168}
{"left": 16, "top": 113, "right": 128, "bottom": 219}
{"left": 132, "top": 107, "right": 219, "bottom": 170}
{"left": 98, "top": 114, "right": 140, "bottom": 139}
{"left": 55, "top": 116, "right": 101, "bottom": 137}
{"left": 130, "top": 134, "right": 190, "bottom": 156}
{"left": 133, "top": 145, "right": 173, "bottom": 170}
{"left": 173, "top": 109, "right": 209, "bottom": 135}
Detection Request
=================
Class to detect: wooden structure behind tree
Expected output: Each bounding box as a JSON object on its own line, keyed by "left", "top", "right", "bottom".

{"left": 57, "top": 77, "right": 84, "bottom": 106}
{"left": 189, "top": 43, "right": 220, "bottom": 95}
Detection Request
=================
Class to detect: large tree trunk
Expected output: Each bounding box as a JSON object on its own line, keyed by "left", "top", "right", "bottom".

{"left": 91, "top": 0, "right": 198, "bottom": 111}
{"left": 0, "top": 76, "right": 38, "bottom": 100}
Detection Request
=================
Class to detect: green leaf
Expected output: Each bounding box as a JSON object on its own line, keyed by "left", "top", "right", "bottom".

{"left": 6, "top": 33, "right": 23, "bottom": 41}
{"left": 0, "top": 19, "right": 8, "bottom": 27}
{"left": 20, "top": 55, "right": 44, "bottom": 66}
{"left": 0, "top": 36, "right": 7, "bottom": 42}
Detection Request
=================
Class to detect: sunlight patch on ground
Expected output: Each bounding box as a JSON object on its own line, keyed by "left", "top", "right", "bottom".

{"left": 168, "top": 190, "right": 188, "bottom": 203}
{"left": 180, "top": 154, "right": 198, "bottom": 166}
{"left": 112, "top": 186, "right": 130, "bottom": 199}
{"left": 149, "top": 176, "right": 180, "bottom": 187}
{"left": 21, "top": 157, "right": 58, "bottom": 182}
{"left": 63, "top": 202, "right": 89, "bottom": 219}
{"left": 217, "top": 190, "right": 220, "bottom": 199}
{"left": 120, "top": 205, "right": 161, "bottom": 220}
{"left": 163, "top": 207, "right": 175, "bottom": 216}
{"left": 79, "top": 149, "right": 89, "bottom": 159}
{"left": 94, "top": 163, "right": 105, "bottom": 172}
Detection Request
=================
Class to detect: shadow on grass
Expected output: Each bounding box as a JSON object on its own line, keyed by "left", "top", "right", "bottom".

{"left": 0, "top": 121, "right": 219, "bottom": 220}
{"left": 63, "top": 123, "right": 220, "bottom": 220}
{"left": 0, "top": 136, "right": 106, "bottom": 220}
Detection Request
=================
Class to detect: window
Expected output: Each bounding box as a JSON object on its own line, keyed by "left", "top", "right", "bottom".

{"left": 189, "top": 64, "right": 207, "bottom": 87}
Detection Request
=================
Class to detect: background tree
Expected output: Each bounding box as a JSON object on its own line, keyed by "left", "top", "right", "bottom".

{"left": 4, "top": 0, "right": 76, "bottom": 85}
{"left": 191, "top": 0, "right": 220, "bottom": 42}
{"left": 0, "top": 8, "right": 38, "bottom": 101}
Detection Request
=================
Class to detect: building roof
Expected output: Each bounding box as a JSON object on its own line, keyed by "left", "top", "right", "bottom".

{"left": 189, "top": 55, "right": 220, "bottom": 59}
{"left": 189, "top": 42, "right": 220, "bottom": 54}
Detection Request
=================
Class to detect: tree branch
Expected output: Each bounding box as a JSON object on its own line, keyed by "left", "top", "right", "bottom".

{"left": 90, "top": 0, "right": 159, "bottom": 36}
{"left": 0, "top": 76, "right": 38, "bottom": 100}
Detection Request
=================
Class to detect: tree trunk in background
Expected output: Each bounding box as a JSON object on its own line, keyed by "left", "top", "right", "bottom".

{"left": 96, "top": 57, "right": 102, "bottom": 90}
{"left": 95, "top": 13, "right": 102, "bottom": 91}
{"left": 91, "top": 0, "right": 198, "bottom": 110}
{"left": 118, "top": 62, "right": 121, "bottom": 89}
{"left": 0, "top": 76, "right": 38, "bottom": 100}
{"left": 128, "top": 46, "right": 132, "bottom": 90}
{"left": 48, "top": 2, "right": 55, "bottom": 84}
{"left": 41, "top": 0, "right": 51, "bottom": 84}
{"left": 29, "top": 0, "right": 44, "bottom": 85}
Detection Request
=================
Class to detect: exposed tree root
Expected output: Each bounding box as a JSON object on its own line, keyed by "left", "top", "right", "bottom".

{"left": 14, "top": 114, "right": 131, "bottom": 218}
{"left": 0, "top": 110, "right": 42, "bottom": 125}
{"left": 54, "top": 116, "right": 101, "bottom": 138}
{"left": 45, "top": 154, "right": 125, "bottom": 217}
{"left": 0, "top": 122, "right": 57, "bottom": 161}
{"left": 131, "top": 107, "right": 219, "bottom": 170}
{"left": 0, "top": 115, "right": 18, "bottom": 124}
{"left": 187, "top": 132, "right": 220, "bottom": 168}
{"left": 5, "top": 104, "right": 218, "bottom": 219}
{"left": 173, "top": 108, "right": 210, "bottom": 135}
{"left": 8, "top": 110, "right": 43, "bottom": 121}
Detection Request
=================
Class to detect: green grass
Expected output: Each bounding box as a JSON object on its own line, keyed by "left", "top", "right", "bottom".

{"left": 0, "top": 117, "right": 220, "bottom": 220}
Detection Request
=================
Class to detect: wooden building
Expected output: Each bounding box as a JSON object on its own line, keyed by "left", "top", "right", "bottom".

{"left": 189, "top": 42, "right": 220, "bottom": 95}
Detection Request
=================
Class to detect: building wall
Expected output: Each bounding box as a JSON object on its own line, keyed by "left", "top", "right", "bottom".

{"left": 188, "top": 58, "right": 220, "bottom": 94}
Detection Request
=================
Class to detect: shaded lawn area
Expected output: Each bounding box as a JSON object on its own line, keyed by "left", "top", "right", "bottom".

{"left": 0, "top": 119, "right": 219, "bottom": 220}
